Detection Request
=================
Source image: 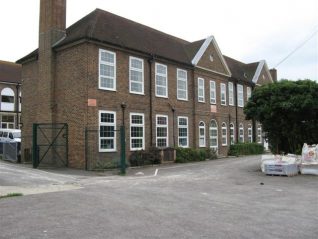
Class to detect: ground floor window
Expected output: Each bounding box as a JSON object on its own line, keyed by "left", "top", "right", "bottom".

{"left": 239, "top": 123, "right": 244, "bottom": 142}
{"left": 230, "top": 123, "right": 235, "bottom": 145}
{"left": 210, "top": 120, "right": 218, "bottom": 150}
{"left": 1, "top": 115, "right": 15, "bottom": 129}
{"left": 248, "top": 124, "right": 253, "bottom": 143}
{"left": 257, "top": 125, "right": 262, "bottom": 143}
{"left": 199, "top": 121, "right": 206, "bottom": 147}
{"left": 221, "top": 122, "right": 227, "bottom": 146}
{"left": 99, "top": 111, "right": 116, "bottom": 152}
{"left": 130, "top": 113, "right": 145, "bottom": 150}
{"left": 178, "top": 116, "right": 188, "bottom": 147}
{"left": 156, "top": 115, "right": 168, "bottom": 147}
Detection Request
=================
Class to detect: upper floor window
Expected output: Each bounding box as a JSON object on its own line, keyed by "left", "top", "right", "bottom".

{"left": 99, "top": 111, "right": 116, "bottom": 152}
{"left": 130, "top": 113, "right": 145, "bottom": 150}
{"left": 248, "top": 124, "right": 253, "bottom": 143}
{"left": 228, "top": 82, "right": 234, "bottom": 106}
{"left": 155, "top": 63, "right": 168, "bottom": 98}
{"left": 177, "top": 69, "right": 188, "bottom": 100}
{"left": 239, "top": 123, "right": 244, "bottom": 142}
{"left": 178, "top": 116, "right": 188, "bottom": 148}
{"left": 129, "top": 57, "right": 144, "bottom": 94}
{"left": 210, "top": 80, "right": 216, "bottom": 104}
{"left": 220, "top": 83, "right": 227, "bottom": 105}
{"left": 99, "top": 49, "right": 116, "bottom": 91}
{"left": 230, "top": 123, "right": 235, "bottom": 145}
{"left": 198, "top": 78, "right": 205, "bottom": 102}
{"left": 156, "top": 115, "right": 168, "bottom": 148}
{"left": 199, "top": 121, "right": 206, "bottom": 147}
{"left": 247, "top": 86, "right": 251, "bottom": 101}
{"left": 1, "top": 88, "right": 15, "bottom": 111}
{"left": 257, "top": 125, "right": 262, "bottom": 143}
{"left": 221, "top": 122, "right": 227, "bottom": 146}
{"left": 237, "top": 84, "right": 244, "bottom": 107}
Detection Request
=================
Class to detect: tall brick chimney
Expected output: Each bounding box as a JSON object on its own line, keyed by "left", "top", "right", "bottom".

{"left": 270, "top": 68, "right": 277, "bottom": 82}
{"left": 37, "top": 0, "right": 66, "bottom": 123}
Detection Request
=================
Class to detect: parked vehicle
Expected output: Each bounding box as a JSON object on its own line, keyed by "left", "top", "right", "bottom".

{"left": 0, "top": 129, "right": 21, "bottom": 143}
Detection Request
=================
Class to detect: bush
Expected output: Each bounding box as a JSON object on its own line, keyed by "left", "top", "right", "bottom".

{"left": 206, "top": 147, "right": 217, "bottom": 160}
{"left": 228, "top": 143, "right": 264, "bottom": 156}
{"left": 175, "top": 147, "right": 207, "bottom": 163}
{"left": 129, "top": 147, "right": 162, "bottom": 166}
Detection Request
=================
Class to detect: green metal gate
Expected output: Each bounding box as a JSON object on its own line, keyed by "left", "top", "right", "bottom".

{"left": 32, "top": 123, "right": 68, "bottom": 168}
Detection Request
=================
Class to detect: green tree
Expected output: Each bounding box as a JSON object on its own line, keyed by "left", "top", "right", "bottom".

{"left": 244, "top": 79, "right": 318, "bottom": 154}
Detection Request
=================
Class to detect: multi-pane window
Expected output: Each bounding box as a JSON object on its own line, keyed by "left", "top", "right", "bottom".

{"left": 177, "top": 69, "right": 188, "bottom": 100}
{"left": 1, "top": 115, "right": 14, "bottom": 129}
{"left": 198, "top": 78, "right": 205, "bottom": 102}
{"left": 221, "top": 122, "right": 227, "bottom": 146}
{"left": 239, "top": 123, "right": 244, "bottom": 142}
{"left": 210, "top": 80, "right": 216, "bottom": 104}
{"left": 210, "top": 120, "right": 218, "bottom": 150}
{"left": 1, "top": 88, "right": 15, "bottom": 111}
{"left": 130, "top": 113, "right": 145, "bottom": 150}
{"left": 228, "top": 82, "right": 234, "bottom": 106}
{"left": 155, "top": 63, "right": 168, "bottom": 97}
{"left": 237, "top": 84, "right": 244, "bottom": 107}
{"left": 247, "top": 87, "right": 251, "bottom": 101}
{"left": 248, "top": 124, "right": 253, "bottom": 143}
{"left": 178, "top": 117, "right": 188, "bottom": 147}
{"left": 129, "top": 57, "right": 144, "bottom": 94}
{"left": 99, "top": 111, "right": 116, "bottom": 152}
{"left": 220, "top": 83, "right": 227, "bottom": 105}
{"left": 199, "top": 121, "right": 206, "bottom": 147}
{"left": 257, "top": 125, "right": 262, "bottom": 143}
{"left": 156, "top": 115, "right": 168, "bottom": 148}
{"left": 230, "top": 123, "right": 235, "bottom": 145}
{"left": 99, "top": 49, "right": 116, "bottom": 90}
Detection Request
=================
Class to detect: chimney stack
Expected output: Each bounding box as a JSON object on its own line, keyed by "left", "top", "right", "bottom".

{"left": 270, "top": 68, "right": 277, "bottom": 82}
{"left": 37, "top": 0, "right": 66, "bottom": 123}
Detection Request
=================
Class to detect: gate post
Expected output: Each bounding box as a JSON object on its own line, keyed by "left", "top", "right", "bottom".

{"left": 32, "top": 123, "right": 38, "bottom": 168}
{"left": 120, "top": 125, "right": 126, "bottom": 175}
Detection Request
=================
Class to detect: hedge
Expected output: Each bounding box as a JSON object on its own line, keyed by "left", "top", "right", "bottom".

{"left": 228, "top": 143, "right": 264, "bottom": 156}
{"left": 175, "top": 147, "right": 217, "bottom": 163}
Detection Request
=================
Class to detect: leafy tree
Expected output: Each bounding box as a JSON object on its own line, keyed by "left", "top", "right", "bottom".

{"left": 244, "top": 79, "right": 318, "bottom": 154}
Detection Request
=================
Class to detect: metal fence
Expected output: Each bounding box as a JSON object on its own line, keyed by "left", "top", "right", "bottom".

{"left": 0, "top": 142, "right": 20, "bottom": 162}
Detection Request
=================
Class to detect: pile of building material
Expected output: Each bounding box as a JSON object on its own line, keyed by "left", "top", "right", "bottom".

{"left": 261, "top": 154, "right": 300, "bottom": 176}
{"left": 300, "top": 144, "right": 318, "bottom": 175}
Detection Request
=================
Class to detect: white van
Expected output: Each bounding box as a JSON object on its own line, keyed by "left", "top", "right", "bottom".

{"left": 0, "top": 129, "right": 21, "bottom": 143}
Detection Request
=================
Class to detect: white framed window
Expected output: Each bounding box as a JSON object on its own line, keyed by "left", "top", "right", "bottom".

{"left": 99, "top": 110, "right": 116, "bottom": 152}
{"left": 257, "top": 125, "right": 262, "bottom": 143}
{"left": 209, "top": 120, "right": 218, "bottom": 150}
{"left": 230, "top": 123, "right": 235, "bottom": 145}
{"left": 220, "top": 83, "right": 227, "bottom": 105}
{"left": 177, "top": 69, "right": 188, "bottom": 100}
{"left": 199, "top": 121, "right": 206, "bottom": 147}
{"left": 99, "top": 49, "right": 116, "bottom": 91}
{"left": 228, "top": 82, "right": 234, "bottom": 106}
{"left": 239, "top": 123, "right": 244, "bottom": 142}
{"left": 248, "top": 124, "right": 253, "bottom": 142}
{"left": 210, "top": 80, "right": 216, "bottom": 104}
{"left": 156, "top": 115, "right": 168, "bottom": 148}
{"left": 178, "top": 116, "right": 188, "bottom": 147}
{"left": 129, "top": 56, "right": 144, "bottom": 94}
{"left": 237, "top": 84, "right": 244, "bottom": 107}
{"left": 221, "top": 122, "right": 227, "bottom": 146}
{"left": 198, "top": 78, "right": 205, "bottom": 102}
{"left": 1, "top": 115, "right": 15, "bottom": 129}
{"left": 247, "top": 86, "right": 251, "bottom": 101}
{"left": 130, "top": 113, "right": 145, "bottom": 150}
{"left": 155, "top": 63, "right": 168, "bottom": 98}
{"left": 1, "top": 88, "right": 15, "bottom": 111}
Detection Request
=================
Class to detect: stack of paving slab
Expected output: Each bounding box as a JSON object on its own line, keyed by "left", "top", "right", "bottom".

{"left": 300, "top": 144, "right": 318, "bottom": 175}
{"left": 261, "top": 154, "right": 300, "bottom": 177}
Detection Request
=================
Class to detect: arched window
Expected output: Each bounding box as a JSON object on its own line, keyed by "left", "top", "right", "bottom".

{"left": 230, "top": 123, "right": 235, "bottom": 145}
{"left": 1, "top": 88, "right": 15, "bottom": 111}
{"left": 257, "top": 125, "right": 262, "bottom": 143}
{"left": 199, "top": 121, "right": 206, "bottom": 147}
{"left": 209, "top": 120, "right": 218, "bottom": 150}
{"left": 221, "top": 122, "right": 227, "bottom": 146}
{"left": 239, "top": 123, "right": 244, "bottom": 142}
{"left": 248, "top": 124, "right": 253, "bottom": 142}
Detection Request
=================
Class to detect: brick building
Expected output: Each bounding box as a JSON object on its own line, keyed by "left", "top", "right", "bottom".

{"left": 18, "top": 0, "right": 275, "bottom": 168}
{"left": 0, "top": 60, "right": 21, "bottom": 129}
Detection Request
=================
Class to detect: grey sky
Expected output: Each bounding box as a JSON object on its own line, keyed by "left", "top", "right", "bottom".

{"left": 1, "top": 0, "right": 317, "bottom": 80}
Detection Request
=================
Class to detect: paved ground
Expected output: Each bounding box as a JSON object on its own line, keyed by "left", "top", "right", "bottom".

{"left": 0, "top": 156, "right": 317, "bottom": 239}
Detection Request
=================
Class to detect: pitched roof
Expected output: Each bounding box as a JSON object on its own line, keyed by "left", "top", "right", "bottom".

{"left": 0, "top": 60, "right": 21, "bottom": 84}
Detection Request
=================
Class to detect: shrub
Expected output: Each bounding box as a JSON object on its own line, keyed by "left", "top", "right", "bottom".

{"left": 228, "top": 143, "right": 264, "bottom": 156}
{"left": 206, "top": 147, "right": 217, "bottom": 160}
{"left": 129, "top": 147, "right": 162, "bottom": 166}
{"left": 175, "top": 147, "right": 207, "bottom": 163}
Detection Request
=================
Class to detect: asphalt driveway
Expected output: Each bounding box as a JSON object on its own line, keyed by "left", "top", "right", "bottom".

{"left": 0, "top": 156, "right": 317, "bottom": 239}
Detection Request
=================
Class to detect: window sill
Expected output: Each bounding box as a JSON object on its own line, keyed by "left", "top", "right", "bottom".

{"left": 98, "top": 87, "right": 117, "bottom": 92}
{"left": 129, "top": 91, "right": 145, "bottom": 95}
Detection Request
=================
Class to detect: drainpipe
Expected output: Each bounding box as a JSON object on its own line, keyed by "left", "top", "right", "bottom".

{"left": 15, "top": 84, "right": 20, "bottom": 129}
{"left": 251, "top": 84, "right": 256, "bottom": 142}
{"left": 234, "top": 80, "right": 238, "bottom": 142}
{"left": 148, "top": 55, "right": 154, "bottom": 147}
{"left": 192, "top": 69, "right": 196, "bottom": 148}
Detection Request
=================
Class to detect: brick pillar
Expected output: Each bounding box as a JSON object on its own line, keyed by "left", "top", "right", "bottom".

{"left": 269, "top": 68, "right": 277, "bottom": 82}
{"left": 37, "top": 0, "right": 66, "bottom": 123}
